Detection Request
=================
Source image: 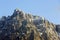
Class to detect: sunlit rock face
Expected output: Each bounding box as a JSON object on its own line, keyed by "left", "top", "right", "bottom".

{"left": 0, "top": 9, "right": 59, "bottom": 40}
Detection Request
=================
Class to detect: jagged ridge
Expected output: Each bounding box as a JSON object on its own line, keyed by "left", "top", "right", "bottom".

{"left": 0, "top": 9, "right": 59, "bottom": 40}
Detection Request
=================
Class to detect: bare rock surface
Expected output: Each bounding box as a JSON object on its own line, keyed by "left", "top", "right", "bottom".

{"left": 0, "top": 9, "right": 59, "bottom": 40}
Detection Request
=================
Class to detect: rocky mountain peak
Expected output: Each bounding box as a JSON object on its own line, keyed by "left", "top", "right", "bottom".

{"left": 0, "top": 9, "right": 60, "bottom": 40}
{"left": 13, "top": 9, "right": 23, "bottom": 16}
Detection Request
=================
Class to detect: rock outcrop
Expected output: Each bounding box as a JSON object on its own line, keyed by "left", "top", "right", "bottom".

{"left": 0, "top": 9, "right": 59, "bottom": 40}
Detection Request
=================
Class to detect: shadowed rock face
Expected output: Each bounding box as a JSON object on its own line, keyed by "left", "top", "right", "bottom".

{"left": 0, "top": 9, "right": 59, "bottom": 40}
{"left": 56, "top": 25, "right": 60, "bottom": 39}
{"left": 56, "top": 25, "right": 60, "bottom": 33}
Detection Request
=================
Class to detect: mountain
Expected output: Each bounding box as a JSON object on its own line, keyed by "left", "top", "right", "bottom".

{"left": 0, "top": 9, "right": 59, "bottom": 40}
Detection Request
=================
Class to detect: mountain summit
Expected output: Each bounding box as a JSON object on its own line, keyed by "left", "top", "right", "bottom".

{"left": 0, "top": 9, "right": 60, "bottom": 40}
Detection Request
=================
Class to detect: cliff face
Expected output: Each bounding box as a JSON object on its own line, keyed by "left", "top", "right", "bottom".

{"left": 0, "top": 9, "right": 59, "bottom": 40}
{"left": 56, "top": 25, "right": 60, "bottom": 39}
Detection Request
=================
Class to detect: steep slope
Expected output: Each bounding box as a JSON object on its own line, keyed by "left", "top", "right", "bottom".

{"left": 0, "top": 9, "right": 59, "bottom": 40}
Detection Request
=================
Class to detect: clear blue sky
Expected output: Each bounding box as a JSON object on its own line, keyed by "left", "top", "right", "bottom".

{"left": 0, "top": 0, "right": 60, "bottom": 24}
